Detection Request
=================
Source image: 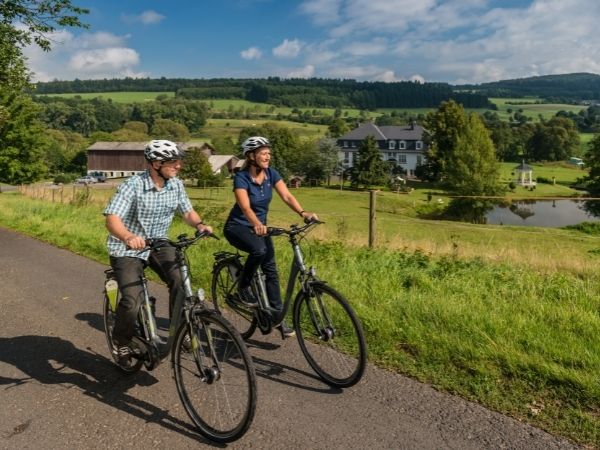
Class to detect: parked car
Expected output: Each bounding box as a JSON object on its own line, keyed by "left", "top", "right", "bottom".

{"left": 89, "top": 171, "right": 107, "bottom": 182}
{"left": 75, "top": 175, "right": 98, "bottom": 185}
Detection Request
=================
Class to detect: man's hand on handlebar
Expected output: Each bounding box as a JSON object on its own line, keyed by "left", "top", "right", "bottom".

{"left": 124, "top": 234, "right": 146, "bottom": 250}
{"left": 196, "top": 223, "right": 213, "bottom": 235}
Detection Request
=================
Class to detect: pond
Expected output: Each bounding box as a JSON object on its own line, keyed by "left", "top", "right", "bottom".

{"left": 485, "top": 199, "right": 600, "bottom": 227}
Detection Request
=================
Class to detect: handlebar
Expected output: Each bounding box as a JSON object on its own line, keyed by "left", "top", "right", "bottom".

{"left": 128, "top": 230, "right": 219, "bottom": 252}
{"left": 266, "top": 218, "right": 324, "bottom": 237}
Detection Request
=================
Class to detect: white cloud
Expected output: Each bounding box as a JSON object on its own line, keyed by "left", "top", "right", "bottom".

{"left": 298, "top": 0, "right": 600, "bottom": 83}
{"left": 273, "top": 39, "right": 303, "bottom": 58}
{"left": 373, "top": 70, "right": 400, "bottom": 82}
{"left": 122, "top": 10, "right": 166, "bottom": 25}
{"left": 285, "top": 64, "right": 315, "bottom": 78}
{"left": 241, "top": 46, "right": 262, "bottom": 60}
{"left": 69, "top": 48, "right": 140, "bottom": 73}
{"left": 23, "top": 30, "right": 146, "bottom": 81}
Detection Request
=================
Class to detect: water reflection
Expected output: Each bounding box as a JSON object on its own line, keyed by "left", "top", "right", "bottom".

{"left": 425, "top": 198, "right": 600, "bottom": 227}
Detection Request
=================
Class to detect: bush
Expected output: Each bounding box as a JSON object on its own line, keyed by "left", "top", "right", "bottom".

{"left": 53, "top": 173, "right": 78, "bottom": 184}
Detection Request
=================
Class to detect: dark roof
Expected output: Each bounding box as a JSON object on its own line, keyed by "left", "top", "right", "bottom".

{"left": 515, "top": 161, "right": 533, "bottom": 171}
{"left": 338, "top": 122, "right": 427, "bottom": 141}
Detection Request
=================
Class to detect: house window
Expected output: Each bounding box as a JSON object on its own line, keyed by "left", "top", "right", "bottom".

{"left": 399, "top": 141, "right": 406, "bottom": 150}
{"left": 416, "top": 141, "right": 423, "bottom": 150}
{"left": 417, "top": 155, "right": 423, "bottom": 166}
{"left": 389, "top": 140, "right": 396, "bottom": 150}
{"left": 351, "top": 141, "right": 356, "bottom": 148}
{"left": 343, "top": 141, "right": 348, "bottom": 147}
{"left": 398, "top": 154, "right": 407, "bottom": 164}
{"left": 343, "top": 151, "right": 349, "bottom": 164}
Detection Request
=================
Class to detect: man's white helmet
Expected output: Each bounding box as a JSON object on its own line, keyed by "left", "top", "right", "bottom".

{"left": 144, "top": 140, "right": 185, "bottom": 162}
{"left": 241, "top": 136, "right": 270, "bottom": 156}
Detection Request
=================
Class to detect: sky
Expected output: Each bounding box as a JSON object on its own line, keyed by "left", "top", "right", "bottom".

{"left": 22, "top": 0, "right": 600, "bottom": 85}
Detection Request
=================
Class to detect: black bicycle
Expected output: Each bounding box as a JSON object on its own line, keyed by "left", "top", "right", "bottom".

{"left": 102, "top": 231, "right": 257, "bottom": 443}
{"left": 211, "top": 220, "right": 367, "bottom": 388}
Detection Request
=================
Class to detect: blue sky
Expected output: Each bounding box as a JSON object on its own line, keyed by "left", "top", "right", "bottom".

{"left": 24, "top": 0, "right": 600, "bottom": 85}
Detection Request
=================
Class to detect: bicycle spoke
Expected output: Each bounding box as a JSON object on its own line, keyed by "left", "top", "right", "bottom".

{"left": 173, "top": 312, "right": 256, "bottom": 442}
{"left": 294, "top": 283, "right": 367, "bottom": 388}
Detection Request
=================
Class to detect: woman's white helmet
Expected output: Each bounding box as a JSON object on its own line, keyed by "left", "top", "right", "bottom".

{"left": 144, "top": 139, "right": 185, "bottom": 162}
{"left": 241, "top": 136, "right": 270, "bottom": 156}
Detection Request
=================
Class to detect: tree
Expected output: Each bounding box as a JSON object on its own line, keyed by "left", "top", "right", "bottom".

{"left": 0, "top": 1, "right": 88, "bottom": 51}
{"left": 151, "top": 118, "right": 190, "bottom": 141}
{"left": 583, "top": 133, "right": 600, "bottom": 195}
{"left": 0, "top": 1, "right": 87, "bottom": 184}
{"left": 328, "top": 117, "right": 349, "bottom": 137}
{"left": 444, "top": 114, "right": 504, "bottom": 196}
{"left": 179, "top": 147, "right": 219, "bottom": 187}
{"left": 525, "top": 117, "right": 580, "bottom": 161}
{"left": 350, "top": 135, "right": 387, "bottom": 189}
{"left": 422, "top": 100, "right": 468, "bottom": 181}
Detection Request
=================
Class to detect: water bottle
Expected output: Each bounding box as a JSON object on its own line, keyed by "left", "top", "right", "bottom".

{"left": 105, "top": 278, "right": 119, "bottom": 312}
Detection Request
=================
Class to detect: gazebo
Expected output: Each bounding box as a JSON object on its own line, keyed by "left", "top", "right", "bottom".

{"left": 514, "top": 160, "right": 536, "bottom": 186}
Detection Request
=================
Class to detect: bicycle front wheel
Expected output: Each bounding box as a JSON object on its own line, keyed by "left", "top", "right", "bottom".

{"left": 211, "top": 259, "right": 257, "bottom": 340}
{"left": 102, "top": 293, "right": 143, "bottom": 374}
{"left": 293, "top": 282, "right": 367, "bottom": 388}
{"left": 172, "top": 310, "right": 257, "bottom": 443}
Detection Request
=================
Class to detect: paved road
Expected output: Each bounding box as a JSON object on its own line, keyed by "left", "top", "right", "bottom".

{"left": 0, "top": 226, "right": 582, "bottom": 449}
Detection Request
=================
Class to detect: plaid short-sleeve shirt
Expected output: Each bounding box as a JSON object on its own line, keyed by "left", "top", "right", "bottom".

{"left": 104, "top": 171, "right": 193, "bottom": 259}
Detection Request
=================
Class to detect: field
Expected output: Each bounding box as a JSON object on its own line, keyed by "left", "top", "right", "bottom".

{"left": 197, "top": 118, "right": 329, "bottom": 142}
{"left": 490, "top": 97, "right": 585, "bottom": 121}
{"left": 1, "top": 183, "right": 599, "bottom": 447}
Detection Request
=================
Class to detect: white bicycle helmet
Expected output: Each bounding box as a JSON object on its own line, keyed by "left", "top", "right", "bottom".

{"left": 241, "top": 136, "right": 270, "bottom": 156}
{"left": 144, "top": 140, "right": 185, "bottom": 162}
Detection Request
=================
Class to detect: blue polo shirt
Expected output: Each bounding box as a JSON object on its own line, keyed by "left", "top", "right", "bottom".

{"left": 227, "top": 167, "right": 282, "bottom": 226}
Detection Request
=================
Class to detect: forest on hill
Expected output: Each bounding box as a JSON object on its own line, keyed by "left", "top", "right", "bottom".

{"left": 457, "top": 72, "right": 600, "bottom": 102}
{"left": 33, "top": 77, "right": 491, "bottom": 109}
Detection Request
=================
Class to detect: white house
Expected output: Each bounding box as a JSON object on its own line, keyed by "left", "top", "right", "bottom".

{"left": 337, "top": 122, "right": 428, "bottom": 177}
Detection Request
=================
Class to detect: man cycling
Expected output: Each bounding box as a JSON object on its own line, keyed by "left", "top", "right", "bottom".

{"left": 104, "top": 139, "right": 212, "bottom": 367}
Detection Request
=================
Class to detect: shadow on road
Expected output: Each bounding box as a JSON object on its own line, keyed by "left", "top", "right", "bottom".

{"left": 0, "top": 335, "right": 225, "bottom": 447}
{"left": 74, "top": 312, "right": 340, "bottom": 396}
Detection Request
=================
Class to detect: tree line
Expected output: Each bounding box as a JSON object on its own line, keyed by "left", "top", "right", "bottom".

{"left": 35, "top": 77, "right": 492, "bottom": 109}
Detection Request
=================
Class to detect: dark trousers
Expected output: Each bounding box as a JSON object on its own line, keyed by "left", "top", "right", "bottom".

{"left": 224, "top": 223, "right": 282, "bottom": 310}
{"left": 110, "top": 244, "right": 184, "bottom": 345}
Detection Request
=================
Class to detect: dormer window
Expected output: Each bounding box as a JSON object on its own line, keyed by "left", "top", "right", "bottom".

{"left": 389, "top": 140, "right": 396, "bottom": 150}
{"left": 399, "top": 140, "right": 406, "bottom": 150}
{"left": 416, "top": 141, "right": 423, "bottom": 150}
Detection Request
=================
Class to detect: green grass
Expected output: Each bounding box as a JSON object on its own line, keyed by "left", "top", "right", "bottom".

{"left": 197, "top": 118, "right": 329, "bottom": 141}
{"left": 0, "top": 191, "right": 599, "bottom": 447}
{"left": 490, "top": 97, "right": 585, "bottom": 121}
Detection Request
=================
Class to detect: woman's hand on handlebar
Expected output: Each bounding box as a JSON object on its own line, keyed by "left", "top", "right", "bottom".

{"left": 301, "top": 211, "right": 319, "bottom": 223}
{"left": 253, "top": 222, "right": 268, "bottom": 236}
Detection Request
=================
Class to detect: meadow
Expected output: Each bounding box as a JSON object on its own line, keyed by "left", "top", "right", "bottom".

{"left": 2, "top": 178, "right": 600, "bottom": 447}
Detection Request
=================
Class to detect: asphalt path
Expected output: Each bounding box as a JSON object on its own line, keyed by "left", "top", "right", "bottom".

{"left": 0, "top": 226, "right": 582, "bottom": 449}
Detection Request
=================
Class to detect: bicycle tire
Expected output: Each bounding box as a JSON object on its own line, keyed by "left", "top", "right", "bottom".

{"left": 172, "top": 309, "right": 257, "bottom": 443}
{"left": 102, "top": 293, "right": 143, "bottom": 374}
{"left": 293, "top": 282, "right": 367, "bottom": 388}
{"left": 211, "top": 259, "right": 258, "bottom": 340}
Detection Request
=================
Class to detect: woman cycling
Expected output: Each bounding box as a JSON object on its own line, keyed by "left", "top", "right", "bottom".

{"left": 224, "top": 136, "right": 318, "bottom": 339}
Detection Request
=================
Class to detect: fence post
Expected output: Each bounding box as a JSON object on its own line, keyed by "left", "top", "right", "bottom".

{"left": 369, "top": 190, "right": 377, "bottom": 248}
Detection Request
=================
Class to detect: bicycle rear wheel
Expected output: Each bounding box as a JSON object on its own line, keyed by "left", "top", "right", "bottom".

{"left": 172, "top": 310, "right": 257, "bottom": 443}
{"left": 211, "top": 260, "right": 257, "bottom": 340}
{"left": 102, "top": 293, "right": 143, "bottom": 374}
{"left": 293, "top": 282, "right": 367, "bottom": 388}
